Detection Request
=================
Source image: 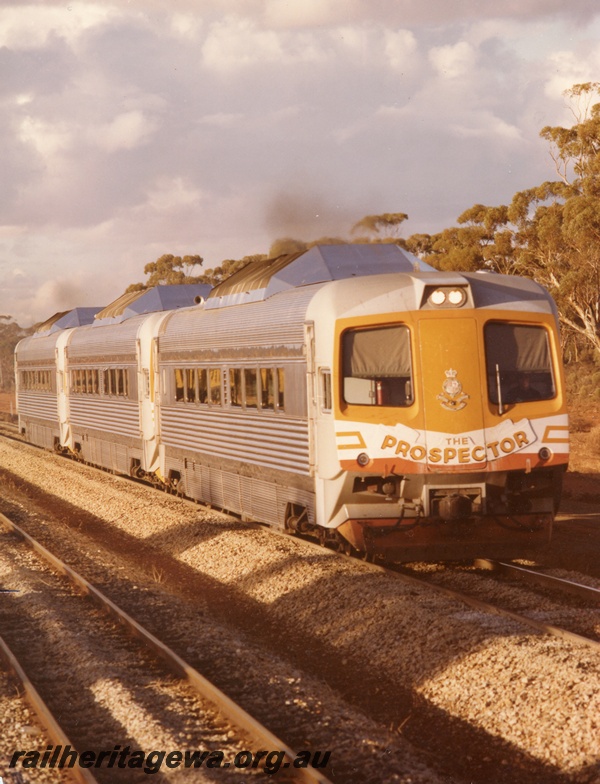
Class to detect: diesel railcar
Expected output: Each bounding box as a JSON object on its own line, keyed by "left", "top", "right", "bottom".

{"left": 15, "top": 244, "right": 569, "bottom": 561}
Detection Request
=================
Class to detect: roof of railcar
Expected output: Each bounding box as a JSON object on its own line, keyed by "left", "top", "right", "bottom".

{"left": 34, "top": 306, "right": 103, "bottom": 335}
{"left": 206, "top": 243, "right": 434, "bottom": 308}
{"left": 94, "top": 283, "right": 212, "bottom": 324}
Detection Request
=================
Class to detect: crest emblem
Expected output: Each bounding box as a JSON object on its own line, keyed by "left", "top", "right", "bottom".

{"left": 437, "top": 368, "right": 469, "bottom": 411}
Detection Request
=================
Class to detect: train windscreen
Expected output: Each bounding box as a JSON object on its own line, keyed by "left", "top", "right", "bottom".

{"left": 342, "top": 325, "right": 413, "bottom": 406}
{"left": 485, "top": 322, "right": 555, "bottom": 404}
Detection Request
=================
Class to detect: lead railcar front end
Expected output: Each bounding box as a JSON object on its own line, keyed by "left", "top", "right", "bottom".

{"left": 312, "top": 267, "right": 568, "bottom": 561}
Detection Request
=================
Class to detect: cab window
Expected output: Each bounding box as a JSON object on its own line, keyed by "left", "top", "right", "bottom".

{"left": 485, "top": 323, "right": 555, "bottom": 403}
{"left": 342, "top": 325, "right": 413, "bottom": 406}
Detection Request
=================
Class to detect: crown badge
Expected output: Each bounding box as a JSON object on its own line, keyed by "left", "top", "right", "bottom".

{"left": 438, "top": 368, "right": 469, "bottom": 411}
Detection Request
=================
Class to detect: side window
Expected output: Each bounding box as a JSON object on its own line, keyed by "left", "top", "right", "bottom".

{"left": 260, "top": 368, "right": 275, "bottom": 410}
{"left": 230, "top": 368, "right": 242, "bottom": 407}
{"left": 342, "top": 325, "right": 413, "bottom": 406}
{"left": 185, "top": 368, "right": 196, "bottom": 402}
{"left": 320, "top": 368, "right": 332, "bottom": 412}
{"left": 277, "top": 368, "right": 285, "bottom": 410}
{"left": 244, "top": 368, "right": 258, "bottom": 409}
{"left": 485, "top": 323, "right": 555, "bottom": 404}
{"left": 209, "top": 368, "right": 222, "bottom": 405}
{"left": 174, "top": 369, "right": 184, "bottom": 402}
{"left": 198, "top": 369, "right": 208, "bottom": 403}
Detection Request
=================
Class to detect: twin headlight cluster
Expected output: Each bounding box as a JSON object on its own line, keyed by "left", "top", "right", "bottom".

{"left": 427, "top": 287, "right": 467, "bottom": 307}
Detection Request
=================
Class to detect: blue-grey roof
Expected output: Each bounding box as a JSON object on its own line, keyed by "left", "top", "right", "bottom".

{"left": 93, "top": 284, "right": 212, "bottom": 325}
{"left": 206, "top": 244, "right": 435, "bottom": 308}
{"left": 35, "top": 307, "right": 104, "bottom": 335}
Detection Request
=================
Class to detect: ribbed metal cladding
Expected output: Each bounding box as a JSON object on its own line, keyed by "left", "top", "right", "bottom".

{"left": 17, "top": 393, "right": 58, "bottom": 423}
{"left": 181, "top": 461, "right": 315, "bottom": 526}
{"left": 161, "top": 407, "right": 310, "bottom": 474}
{"left": 159, "top": 286, "right": 320, "bottom": 355}
{"left": 70, "top": 398, "right": 140, "bottom": 438}
{"left": 27, "top": 423, "right": 56, "bottom": 450}
{"left": 16, "top": 334, "right": 60, "bottom": 364}
{"left": 67, "top": 316, "right": 146, "bottom": 360}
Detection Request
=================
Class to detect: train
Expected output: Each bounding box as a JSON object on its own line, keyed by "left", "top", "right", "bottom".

{"left": 15, "top": 243, "right": 569, "bottom": 561}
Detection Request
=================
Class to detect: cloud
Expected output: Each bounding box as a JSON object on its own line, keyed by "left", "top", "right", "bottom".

{"left": 0, "top": 3, "right": 114, "bottom": 49}
{"left": 384, "top": 29, "right": 419, "bottom": 71}
{"left": 263, "top": 0, "right": 360, "bottom": 29}
{"left": 198, "top": 112, "right": 244, "bottom": 127}
{"left": 0, "top": 0, "right": 600, "bottom": 327}
{"left": 429, "top": 41, "right": 477, "bottom": 79}
{"left": 18, "top": 116, "right": 72, "bottom": 157}
{"left": 201, "top": 16, "right": 285, "bottom": 72}
{"left": 89, "top": 110, "right": 158, "bottom": 152}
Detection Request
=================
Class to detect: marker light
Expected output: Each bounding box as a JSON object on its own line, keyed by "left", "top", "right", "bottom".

{"left": 538, "top": 447, "right": 552, "bottom": 461}
{"left": 356, "top": 452, "right": 370, "bottom": 467}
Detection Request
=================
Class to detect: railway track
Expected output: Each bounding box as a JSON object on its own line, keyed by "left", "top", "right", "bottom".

{"left": 474, "top": 558, "right": 600, "bottom": 604}
{"left": 0, "top": 511, "right": 331, "bottom": 784}
{"left": 0, "top": 430, "right": 599, "bottom": 784}
{"left": 3, "top": 418, "right": 600, "bottom": 656}
{"left": 385, "top": 560, "right": 600, "bottom": 652}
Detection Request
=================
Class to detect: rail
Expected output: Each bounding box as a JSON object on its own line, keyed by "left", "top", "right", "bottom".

{"left": 0, "top": 511, "right": 332, "bottom": 784}
{"left": 474, "top": 558, "right": 600, "bottom": 604}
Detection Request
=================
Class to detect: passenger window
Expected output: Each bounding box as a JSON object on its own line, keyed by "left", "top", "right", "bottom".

{"left": 174, "top": 369, "right": 184, "bottom": 402}
{"left": 342, "top": 325, "right": 413, "bottom": 406}
{"left": 277, "top": 368, "right": 285, "bottom": 410}
{"left": 209, "top": 368, "right": 222, "bottom": 405}
{"left": 230, "top": 369, "right": 242, "bottom": 407}
{"left": 244, "top": 369, "right": 258, "bottom": 408}
{"left": 485, "top": 323, "right": 555, "bottom": 404}
{"left": 260, "top": 368, "right": 274, "bottom": 410}
{"left": 185, "top": 368, "right": 196, "bottom": 402}
{"left": 198, "top": 369, "right": 208, "bottom": 403}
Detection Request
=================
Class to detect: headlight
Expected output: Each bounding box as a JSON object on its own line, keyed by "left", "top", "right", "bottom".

{"left": 429, "top": 289, "right": 446, "bottom": 305}
{"left": 426, "top": 286, "right": 467, "bottom": 308}
{"left": 448, "top": 288, "right": 466, "bottom": 306}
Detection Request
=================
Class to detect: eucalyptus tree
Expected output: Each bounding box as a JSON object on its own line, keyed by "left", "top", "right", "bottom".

{"left": 125, "top": 254, "right": 204, "bottom": 293}
{"left": 508, "top": 82, "right": 600, "bottom": 357}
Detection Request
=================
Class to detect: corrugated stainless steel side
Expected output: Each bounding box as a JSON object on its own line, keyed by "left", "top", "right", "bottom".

{"left": 67, "top": 315, "right": 147, "bottom": 361}
{"left": 161, "top": 406, "right": 309, "bottom": 474}
{"left": 181, "top": 460, "right": 315, "bottom": 527}
{"left": 70, "top": 397, "right": 140, "bottom": 438}
{"left": 79, "top": 433, "right": 133, "bottom": 474}
{"left": 18, "top": 392, "right": 58, "bottom": 424}
{"left": 159, "top": 285, "right": 321, "bottom": 356}
{"left": 27, "top": 422, "right": 56, "bottom": 450}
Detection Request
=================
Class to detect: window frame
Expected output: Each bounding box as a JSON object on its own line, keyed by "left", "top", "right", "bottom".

{"left": 484, "top": 321, "right": 556, "bottom": 405}
{"left": 340, "top": 323, "right": 414, "bottom": 408}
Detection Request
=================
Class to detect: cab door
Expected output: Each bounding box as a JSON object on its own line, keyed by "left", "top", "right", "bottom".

{"left": 417, "top": 317, "right": 487, "bottom": 470}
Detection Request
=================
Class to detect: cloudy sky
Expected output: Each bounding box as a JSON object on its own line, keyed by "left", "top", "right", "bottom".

{"left": 1, "top": 0, "right": 600, "bottom": 325}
